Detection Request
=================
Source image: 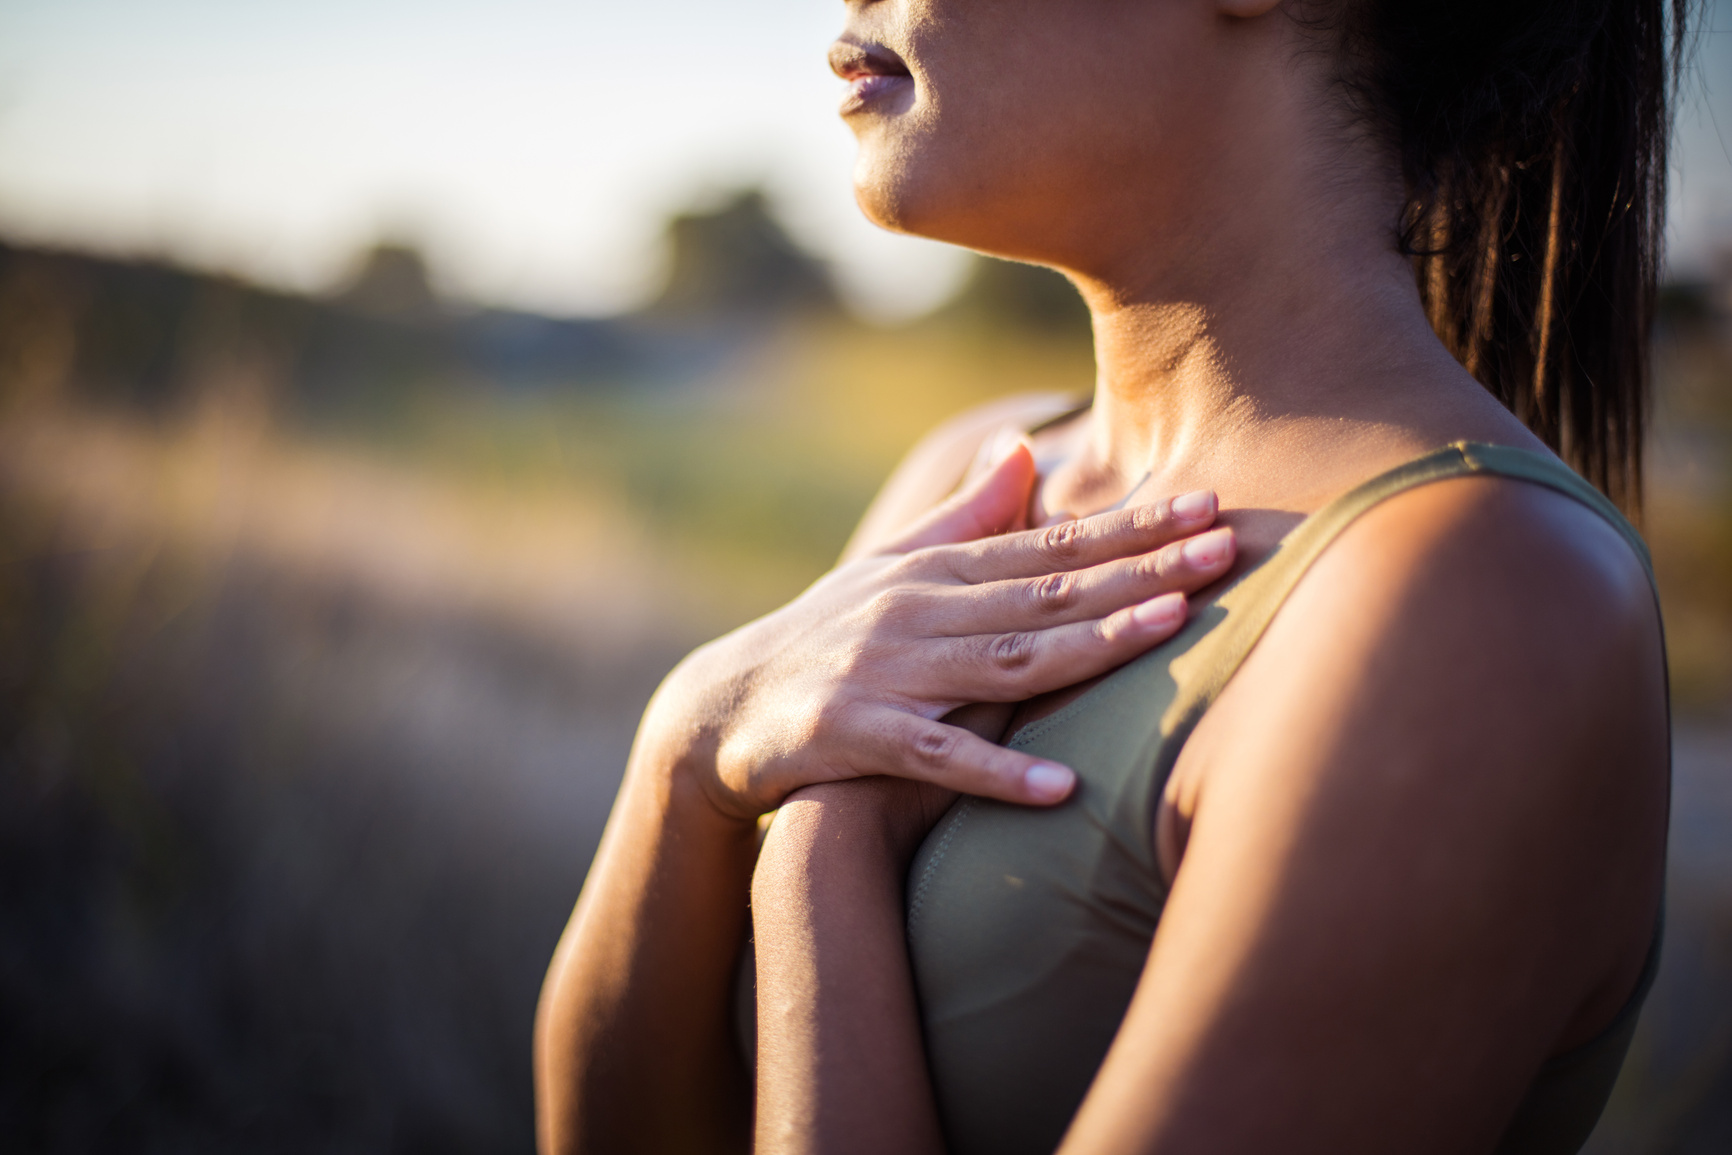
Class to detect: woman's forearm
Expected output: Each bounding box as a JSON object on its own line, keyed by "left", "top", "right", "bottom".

{"left": 751, "top": 786, "right": 949, "bottom": 1155}
{"left": 534, "top": 732, "right": 759, "bottom": 1155}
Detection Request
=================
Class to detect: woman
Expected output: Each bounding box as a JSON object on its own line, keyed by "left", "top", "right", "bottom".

{"left": 536, "top": 0, "right": 1682, "bottom": 1151}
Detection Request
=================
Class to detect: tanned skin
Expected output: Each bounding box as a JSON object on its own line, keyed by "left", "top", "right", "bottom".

{"left": 539, "top": 0, "right": 1669, "bottom": 1151}
{"left": 748, "top": 0, "right": 1668, "bottom": 1152}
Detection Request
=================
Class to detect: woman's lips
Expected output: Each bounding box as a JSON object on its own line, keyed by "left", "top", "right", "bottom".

{"left": 829, "top": 40, "right": 912, "bottom": 114}
{"left": 843, "top": 72, "right": 911, "bottom": 110}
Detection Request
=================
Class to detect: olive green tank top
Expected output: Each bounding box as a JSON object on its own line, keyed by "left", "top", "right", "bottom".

{"left": 905, "top": 441, "right": 1664, "bottom": 1155}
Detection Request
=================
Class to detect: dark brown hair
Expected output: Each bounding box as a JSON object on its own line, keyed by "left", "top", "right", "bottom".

{"left": 1341, "top": 0, "right": 1691, "bottom": 509}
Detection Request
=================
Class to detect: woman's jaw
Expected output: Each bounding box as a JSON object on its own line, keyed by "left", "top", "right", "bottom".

{"left": 828, "top": 0, "right": 1255, "bottom": 268}
{"left": 826, "top": 0, "right": 1399, "bottom": 286}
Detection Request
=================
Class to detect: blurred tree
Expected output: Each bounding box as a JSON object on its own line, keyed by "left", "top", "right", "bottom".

{"left": 650, "top": 190, "right": 838, "bottom": 319}
{"left": 933, "top": 255, "right": 1092, "bottom": 342}
{"left": 337, "top": 242, "right": 439, "bottom": 320}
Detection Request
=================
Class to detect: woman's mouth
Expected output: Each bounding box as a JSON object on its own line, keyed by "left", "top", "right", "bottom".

{"left": 828, "top": 41, "right": 913, "bottom": 115}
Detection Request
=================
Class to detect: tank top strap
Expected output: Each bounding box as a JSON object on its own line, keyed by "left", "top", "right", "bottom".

{"left": 1158, "top": 441, "right": 1656, "bottom": 743}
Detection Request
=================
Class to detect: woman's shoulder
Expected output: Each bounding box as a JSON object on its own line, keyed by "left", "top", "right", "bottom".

{"left": 1179, "top": 463, "right": 1668, "bottom": 1046}
{"left": 1181, "top": 457, "right": 1668, "bottom": 832}
{"left": 1323, "top": 463, "right": 1658, "bottom": 652}
{"left": 1199, "top": 446, "right": 1665, "bottom": 746}
{"left": 841, "top": 391, "right": 1082, "bottom": 560}
{"left": 1223, "top": 462, "right": 1666, "bottom": 777}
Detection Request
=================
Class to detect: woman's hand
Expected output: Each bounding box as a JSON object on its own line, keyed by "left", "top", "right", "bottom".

{"left": 645, "top": 440, "right": 1235, "bottom": 823}
{"left": 538, "top": 432, "right": 1232, "bottom": 1155}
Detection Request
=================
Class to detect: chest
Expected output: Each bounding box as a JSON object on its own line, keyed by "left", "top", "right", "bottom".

{"left": 906, "top": 612, "right": 1228, "bottom": 1154}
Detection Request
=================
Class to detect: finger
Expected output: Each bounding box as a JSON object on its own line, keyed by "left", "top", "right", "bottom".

{"left": 881, "top": 437, "right": 1037, "bottom": 554}
{"left": 926, "top": 591, "right": 1192, "bottom": 703}
{"left": 934, "top": 489, "right": 1219, "bottom": 583}
{"left": 857, "top": 710, "right": 1079, "bottom": 807}
{"left": 937, "top": 525, "right": 1235, "bottom": 635}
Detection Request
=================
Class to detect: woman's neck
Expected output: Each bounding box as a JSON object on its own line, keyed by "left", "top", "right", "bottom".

{"left": 1011, "top": 22, "right": 1546, "bottom": 517}
{"left": 1050, "top": 227, "right": 1533, "bottom": 515}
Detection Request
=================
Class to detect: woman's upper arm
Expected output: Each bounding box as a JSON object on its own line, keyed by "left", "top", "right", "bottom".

{"left": 839, "top": 392, "right": 1078, "bottom": 562}
{"left": 1062, "top": 476, "right": 1669, "bottom": 1155}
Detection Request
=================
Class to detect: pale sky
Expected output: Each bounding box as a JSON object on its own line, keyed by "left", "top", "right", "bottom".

{"left": 0, "top": 0, "right": 1727, "bottom": 321}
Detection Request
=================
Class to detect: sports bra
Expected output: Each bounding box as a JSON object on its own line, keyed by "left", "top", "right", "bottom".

{"left": 904, "top": 440, "right": 1665, "bottom": 1155}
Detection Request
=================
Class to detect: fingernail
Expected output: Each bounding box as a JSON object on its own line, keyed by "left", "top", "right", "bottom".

{"left": 1182, "top": 527, "right": 1233, "bottom": 568}
{"left": 1171, "top": 490, "right": 1215, "bottom": 521}
{"left": 1131, "top": 591, "right": 1185, "bottom": 627}
{"left": 1025, "top": 763, "right": 1075, "bottom": 802}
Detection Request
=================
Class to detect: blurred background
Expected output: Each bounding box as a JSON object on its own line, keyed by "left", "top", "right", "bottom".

{"left": 0, "top": 1, "right": 1727, "bottom": 1151}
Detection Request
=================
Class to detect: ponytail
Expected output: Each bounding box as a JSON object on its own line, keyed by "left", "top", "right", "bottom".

{"left": 1341, "top": 0, "right": 1690, "bottom": 510}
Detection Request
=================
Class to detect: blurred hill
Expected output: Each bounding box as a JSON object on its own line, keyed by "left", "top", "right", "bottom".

{"left": 0, "top": 191, "right": 1100, "bottom": 429}
{"left": 0, "top": 194, "right": 858, "bottom": 432}
{"left": 0, "top": 239, "right": 647, "bottom": 422}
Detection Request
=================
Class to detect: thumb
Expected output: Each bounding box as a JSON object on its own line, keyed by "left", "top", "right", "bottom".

{"left": 882, "top": 434, "right": 1038, "bottom": 554}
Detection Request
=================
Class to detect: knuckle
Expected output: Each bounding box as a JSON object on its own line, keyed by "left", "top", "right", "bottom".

{"left": 910, "top": 725, "right": 960, "bottom": 770}
{"left": 864, "top": 585, "right": 916, "bottom": 626}
{"left": 897, "top": 547, "right": 941, "bottom": 577}
{"left": 1034, "top": 519, "right": 1086, "bottom": 565}
{"left": 1128, "top": 503, "right": 1164, "bottom": 533}
{"left": 1028, "top": 571, "right": 1077, "bottom": 614}
{"left": 1131, "top": 552, "right": 1167, "bottom": 584}
{"left": 987, "top": 630, "right": 1039, "bottom": 674}
{"left": 809, "top": 694, "right": 852, "bottom": 741}
{"left": 905, "top": 544, "right": 966, "bottom": 585}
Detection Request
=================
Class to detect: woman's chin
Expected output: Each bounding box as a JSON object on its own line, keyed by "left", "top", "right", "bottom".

{"left": 850, "top": 167, "right": 919, "bottom": 237}
{"left": 850, "top": 160, "right": 970, "bottom": 245}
